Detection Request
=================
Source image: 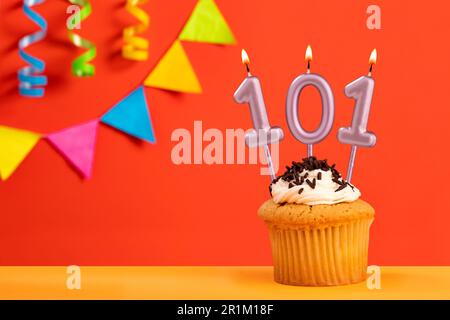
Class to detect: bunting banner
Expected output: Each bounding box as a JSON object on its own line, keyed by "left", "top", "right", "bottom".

{"left": 143, "top": 40, "right": 202, "bottom": 93}
{"left": 101, "top": 86, "right": 156, "bottom": 143}
{"left": 178, "top": 0, "right": 236, "bottom": 45}
{"left": 2, "top": 0, "right": 237, "bottom": 180}
{"left": 122, "top": 0, "right": 150, "bottom": 61}
{"left": 0, "top": 126, "right": 40, "bottom": 180}
{"left": 18, "top": 0, "right": 48, "bottom": 98}
{"left": 143, "top": 0, "right": 235, "bottom": 93}
{"left": 47, "top": 120, "right": 99, "bottom": 179}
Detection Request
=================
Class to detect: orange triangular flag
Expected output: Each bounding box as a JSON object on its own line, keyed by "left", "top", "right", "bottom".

{"left": 144, "top": 40, "right": 202, "bottom": 93}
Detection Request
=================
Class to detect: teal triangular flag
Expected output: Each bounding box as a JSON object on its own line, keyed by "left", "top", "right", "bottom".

{"left": 101, "top": 86, "right": 156, "bottom": 143}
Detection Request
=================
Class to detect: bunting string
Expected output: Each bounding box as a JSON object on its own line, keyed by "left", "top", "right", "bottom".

{"left": 122, "top": 0, "right": 150, "bottom": 61}
{"left": 67, "top": 0, "right": 96, "bottom": 76}
{"left": 3, "top": 0, "right": 236, "bottom": 180}
{"left": 144, "top": 0, "right": 236, "bottom": 93}
{"left": 18, "top": 0, "right": 48, "bottom": 98}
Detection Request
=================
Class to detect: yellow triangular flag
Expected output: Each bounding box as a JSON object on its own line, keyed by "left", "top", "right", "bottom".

{"left": 144, "top": 40, "right": 202, "bottom": 94}
{"left": 0, "top": 126, "right": 40, "bottom": 180}
{"left": 179, "top": 0, "right": 236, "bottom": 45}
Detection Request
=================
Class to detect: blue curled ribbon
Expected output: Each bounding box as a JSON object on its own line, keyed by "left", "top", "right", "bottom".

{"left": 18, "top": 0, "right": 47, "bottom": 98}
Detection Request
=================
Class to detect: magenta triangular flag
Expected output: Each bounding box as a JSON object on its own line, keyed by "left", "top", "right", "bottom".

{"left": 47, "top": 120, "right": 99, "bottom": 178}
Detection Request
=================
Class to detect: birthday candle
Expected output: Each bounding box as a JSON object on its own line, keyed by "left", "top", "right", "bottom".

{"left": 338, "top": 49, "right": 378, "bottom": 183}
{"left": 286, "top": 45, "right": 335, "bottom": 157}
{"left": 234, "top": 49, "right": 284, "bottom": 180}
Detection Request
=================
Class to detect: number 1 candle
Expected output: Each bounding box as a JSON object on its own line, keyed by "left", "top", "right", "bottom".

{"left": 233, "top": 49, "right": 284, "bottom": 180}
{"left": 338, "top": 49, "right": 378, "bottom": 183}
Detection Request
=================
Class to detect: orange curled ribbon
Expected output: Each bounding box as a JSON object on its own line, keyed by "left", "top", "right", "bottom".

{"left": 122, "top": 0, "right": 149, "bottom": 61}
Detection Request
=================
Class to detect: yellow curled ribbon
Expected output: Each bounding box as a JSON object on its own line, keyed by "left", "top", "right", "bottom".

{"left": 122, "top": 0, "right": 149, "bottom": 61}
{"left": 67, "top": 0, "right": 96, "bottom": 76}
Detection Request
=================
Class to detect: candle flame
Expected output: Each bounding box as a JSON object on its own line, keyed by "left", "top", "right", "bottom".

{"left": 305, "top": 45, "right": 313, "bottom": 62}
{"left": 369, "top": 48, "right": 377, "bottom": 65}
{"left": 241, "top": 49, "right": 250, "bottom": 65}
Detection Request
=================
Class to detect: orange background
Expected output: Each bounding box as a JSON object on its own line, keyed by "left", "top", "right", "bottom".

{"left": 0, "top": 0, "right": 449, "bottom": 265}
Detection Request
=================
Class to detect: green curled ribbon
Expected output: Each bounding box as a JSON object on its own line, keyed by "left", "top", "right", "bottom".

{"left": 67, "top": 0, "right": 96, "bottom": 77}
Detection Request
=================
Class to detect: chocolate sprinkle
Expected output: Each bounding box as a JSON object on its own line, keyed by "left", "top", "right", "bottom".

{"left": 268, "top": 156, "right": 350, "bottom": 196}
{"left": 305, "top": 178, "right": 316, "bottom": 189}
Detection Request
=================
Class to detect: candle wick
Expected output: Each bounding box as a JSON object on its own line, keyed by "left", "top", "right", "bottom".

{"left": 245, "top": 63, "right": 251, "bottom": 76}
{"left": 307, "top": 60, "right": 311, "bottom": 74}
{"left": 368, "top": 63, "right": 373, "bottom": 77}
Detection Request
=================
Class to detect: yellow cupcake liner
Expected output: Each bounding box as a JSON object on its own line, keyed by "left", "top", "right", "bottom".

{"left": 266, "top": 218, "right": 373, "bottom": 286}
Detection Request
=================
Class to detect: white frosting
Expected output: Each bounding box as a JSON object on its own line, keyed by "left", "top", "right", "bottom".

{"left": 271, "top": 169, "right": 360, "bottom": 205}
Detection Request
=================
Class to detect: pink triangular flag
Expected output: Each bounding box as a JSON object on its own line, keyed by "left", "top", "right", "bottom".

{"left": 47, "top": 120, "right": 99, "bottom": 178}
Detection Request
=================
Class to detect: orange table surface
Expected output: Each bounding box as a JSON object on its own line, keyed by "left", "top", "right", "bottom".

{"left": 0, "top": 266, "right": 449, "bottom": 300}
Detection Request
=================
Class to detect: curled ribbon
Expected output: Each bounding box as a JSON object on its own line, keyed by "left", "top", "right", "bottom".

{"left": 67, "top": 0, "right": 96, "bottom": 76}
{"left": 18, "top": 0, "right": 47, "bottom": 98}
{"left": 122, "top": 0, "right": 149, "bottom": 61}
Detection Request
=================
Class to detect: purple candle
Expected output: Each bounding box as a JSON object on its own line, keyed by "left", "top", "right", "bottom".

{"left": 338, "top": 49, "right": 378, "bottom": 183}
{"left": 286, "top": 45, "right": 335, "bottom": 157}
{"left": 233, "top": 49, "right": 284, "bottom": 180}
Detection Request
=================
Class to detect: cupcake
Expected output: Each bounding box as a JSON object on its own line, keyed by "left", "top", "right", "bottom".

{"left": 258, "top": 156, "right": 375, "bottom": 286}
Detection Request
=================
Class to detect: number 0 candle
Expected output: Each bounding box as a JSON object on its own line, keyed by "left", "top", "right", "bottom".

{"left": 338, "top": 49, "right": 378, "bottom": 183}
{"left": 286, "top": 45, "right": 335, "bottom": 157}
{"left": 233, "top": 49, "right": 284, "bottom": 180}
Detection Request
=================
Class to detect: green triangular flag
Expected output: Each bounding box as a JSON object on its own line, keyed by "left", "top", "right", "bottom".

{"left": 179, "top": 0, "right": 236, "bottom": 45}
